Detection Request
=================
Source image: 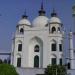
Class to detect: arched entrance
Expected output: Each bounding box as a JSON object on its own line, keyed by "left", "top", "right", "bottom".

{"left": 34, "top": 55, "right": 39, "bottom": 68}
{"left": 29, "top": 36, "right": 43, "bottom": 68}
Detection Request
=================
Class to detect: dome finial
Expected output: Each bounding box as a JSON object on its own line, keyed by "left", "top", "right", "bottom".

{"left": 51, "top": 8, "right": 57, "bottom": 17}
{"left": 22, "top": 9, "right": 28, "bottom": 19}
{"left": 41, "top": 0, "right": 43, "bottom": 10}
{"left": 39, "top": 0, "right": 46, "bottom": 16}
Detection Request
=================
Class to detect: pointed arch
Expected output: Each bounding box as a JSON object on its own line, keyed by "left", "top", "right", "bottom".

{"left": 17, "top": 40, "right": 22, "bottom": 51}
{"left": 17, "top": 55, "right": 21, "bottom": 67}
{"left": 51, "top": 54, "right": 57, "bottom": 58}
{"left": 34, "top": 55, "right": 39, "bottom": 68}
{"left": 29, "top": 36, "right": 43, "bottom": 52}
{"left": 34, "top": 45, "right": 39, "bottom": 52}
{"left": 20, "top": 28, "right": 24, "bottom": 34}
{"left": 58, "top": 27, "right": 60, "bottom": 31}
{"left": 52, "top": 27, "right": 56, "bottom": 33}
{"left": 51, "top": 54, "right": 57, "bottom": 65}
{"left": 17, "top": 40, "right": 22, "bottom": 44}
{"left": 51, "top": 39, "right": 57, "bottom": 51}
{"left": 17, "top": 57, "right": 21, "bottom": 67}
{"left": 30, "top": 36, "right": 43, "bottom": 43}
{"left": 51, "top": 39, "right": 57, "bottom": 43}
{"left": 29, "top": 36, "right": 43, "bottom": 68}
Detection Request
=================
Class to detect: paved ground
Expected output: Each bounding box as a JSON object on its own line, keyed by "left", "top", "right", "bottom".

{"left": 16, "top": 68, "right": 45, "bottom": 75}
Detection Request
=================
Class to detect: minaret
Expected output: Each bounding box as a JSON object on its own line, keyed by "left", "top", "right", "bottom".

{"left": 69, "top": 32, "right": 75, "bottom": 69}
{"left": 72, "top": 5, "right": 75, "bottom": 19}
{"left": 72, "top": 5, "right": 75, "bottom": 53}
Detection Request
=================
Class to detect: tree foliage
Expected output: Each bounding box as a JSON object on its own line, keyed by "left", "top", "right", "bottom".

{"left": 45, "top": 65, "right": 67, "bottom": 75}
{"left": 0, "top": 59, "right": 3, "bottom": 64}
{"left": 3, "top": 59, "right": 7, "bottom": 64}
{"left": 0, "top": 64, "right": 18, "bottom": 75}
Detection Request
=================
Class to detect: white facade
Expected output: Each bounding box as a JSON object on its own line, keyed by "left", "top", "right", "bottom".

{"left": 11, "top": 7, "right": 65, "bottom": 68}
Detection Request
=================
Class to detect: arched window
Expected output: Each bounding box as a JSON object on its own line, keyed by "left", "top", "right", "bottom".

{"left": 34, "top": 55, "right": 39, "bottom": 68}
{"left": 51, "top": 58, "right": 56, "bottom": 65}
{"left": 67, "top": 62, "right": 70, "bottom": 69}
{"left": 59, "top": 58, "right": 62, "bottom": 65}
{"left": 59, "top": 44, "right": 62, "bottom": 51}
{"left": 58, "top": 27, "right": 60, "bottom": 31}
{"left": 18, "top": 44, "right": 22, "bottom": 51}
{"left": 20, "top": 28, "right": 24, "bottom": 34}
{"left": 52, "top": 27, "right": 56, "bottom": 33}
{"left": 17, "top": 57, "right": 21, "bottom": 67}
{"left": 51, "top": 43, "right": 56, "bottom": 51}
{"left": 34, "top": 45, "right": 39, "bottom": 52}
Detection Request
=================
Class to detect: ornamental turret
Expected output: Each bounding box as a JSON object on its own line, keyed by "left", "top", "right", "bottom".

{"left": 49, "top": 9, "right": 63, "bottom": 33}
{"left": 16, "top": 11, "right": 31, "bottom": 34}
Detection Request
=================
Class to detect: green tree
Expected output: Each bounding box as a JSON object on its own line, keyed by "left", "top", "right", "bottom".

{"left": 0, "top": 59, "right": 3, "bottom": 64}
{"left": 45, "top": 65, "right": 67, "bottom": 75}
{"left": 3, "top": 59, "right": 7, "bottom": 64}
{"left": 0, "top": 64, "right": 19, "bottom": 75}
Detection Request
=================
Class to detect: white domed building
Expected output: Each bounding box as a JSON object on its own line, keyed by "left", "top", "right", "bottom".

{"left": 11, "top": 4, "right": 68, "bottom": 75}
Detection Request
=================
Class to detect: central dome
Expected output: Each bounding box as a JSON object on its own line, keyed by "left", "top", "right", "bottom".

{"left": 32, "top": 3, "right": 49, "bottom": 27}
{"left": 32, "top": 16, "right": 49, "bottom": 27}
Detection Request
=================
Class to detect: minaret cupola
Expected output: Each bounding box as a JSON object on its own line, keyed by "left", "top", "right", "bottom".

{"left": 18, "top": 11, "right": 31, "bottom": 26}
{"left": 50, "top": 9, "right": 61, "bottom": 24}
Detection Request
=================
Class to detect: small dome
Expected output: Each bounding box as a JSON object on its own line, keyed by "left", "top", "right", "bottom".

{"left": 32, "top": 16, "right": 49, "bottom": 27}
{"left": 18, "top": 18, "right": 31, "bottom": 25}
{"left": 49, "top": 17, "right": 61, "bottom": 24}
{"left": 18, "top": 13, "right": 31, "bottom": 25}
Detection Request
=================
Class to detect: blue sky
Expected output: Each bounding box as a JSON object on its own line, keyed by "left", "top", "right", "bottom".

{"left": 0, "top": 0, "right": 75, "bottom": 52}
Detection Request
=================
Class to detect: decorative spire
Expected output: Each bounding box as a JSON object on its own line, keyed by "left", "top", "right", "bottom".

{"left": 39, "top": 1, "right": 46, "bottom": 16}
{"left": 22, "top": 10, "right": 28, "bottom": 19}
{"left": 41, "top": 1, "right": 43, "bottom": 10}
{"left": 51, "top": 8, "right": 57, "bottom": 17}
